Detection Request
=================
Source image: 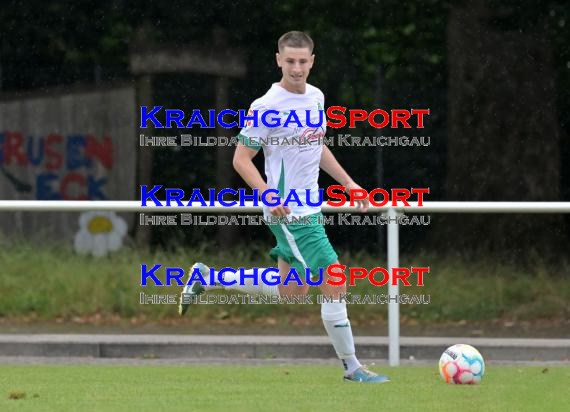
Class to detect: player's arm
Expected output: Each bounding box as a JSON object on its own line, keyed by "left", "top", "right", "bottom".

{"left": 233, "top": 143, "right": 291, "bottom": 216}
{"left": 319, "top": 145, "right": 369, "bottom": 212}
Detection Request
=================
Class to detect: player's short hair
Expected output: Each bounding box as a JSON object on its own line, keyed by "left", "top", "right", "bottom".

{"left": 278, "top": 31, "right": 314, "bottom": 53}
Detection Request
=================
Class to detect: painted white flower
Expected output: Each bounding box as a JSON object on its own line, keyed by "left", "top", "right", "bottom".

{"left": 74, "top": 211, "right": 128, "bottom": 257}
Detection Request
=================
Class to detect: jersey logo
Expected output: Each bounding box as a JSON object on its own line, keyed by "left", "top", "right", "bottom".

{"left": 300, "top": 126, "right": 326, "bottom": 141}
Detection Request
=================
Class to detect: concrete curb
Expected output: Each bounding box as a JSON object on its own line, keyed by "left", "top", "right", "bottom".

{"left": 0, "top": 335, "right": 569, "bottom": 361}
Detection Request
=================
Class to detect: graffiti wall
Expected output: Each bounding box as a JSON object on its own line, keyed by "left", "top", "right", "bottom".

{"left": 0, "top": 84, "right": 136, "bottom": 240}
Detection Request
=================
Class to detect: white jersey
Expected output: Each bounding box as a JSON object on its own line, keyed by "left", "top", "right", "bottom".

{"left": 239, "top": 83, "right": 326, "bottom": 217}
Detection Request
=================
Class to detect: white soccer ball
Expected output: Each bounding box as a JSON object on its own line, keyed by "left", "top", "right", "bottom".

{"left": 439, "top": 344, "right": 485, "bottom": 384}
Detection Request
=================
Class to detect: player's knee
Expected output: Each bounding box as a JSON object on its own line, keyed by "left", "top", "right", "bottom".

{"left": 319, "top": 263, "right": 347, "bottom": 296}
{"left": 319, "top": 281, "right": 346, "bottom": 298}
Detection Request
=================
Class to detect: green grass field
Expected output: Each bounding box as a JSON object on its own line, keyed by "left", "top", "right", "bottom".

{"left": 1, "top": 365, "right": 568, "bottom": 411}
{"left": 1, "top": 242, "right": 569, "bottom": 324}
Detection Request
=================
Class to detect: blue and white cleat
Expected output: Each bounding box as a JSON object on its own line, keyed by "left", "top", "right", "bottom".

{"left": 343, "top": 366, "right": 390, "bottom": 383}
{"left": 178, "top": 262, "right": 210, "bottom": 316}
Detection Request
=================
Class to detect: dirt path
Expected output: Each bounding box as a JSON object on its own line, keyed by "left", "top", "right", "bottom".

{"left": 1, "top": 317, "right": 568, "bottom": 338}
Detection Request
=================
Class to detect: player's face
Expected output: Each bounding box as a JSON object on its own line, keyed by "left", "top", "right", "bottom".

{"left": 276, "top": 47, "right": 314, "bottom": 93}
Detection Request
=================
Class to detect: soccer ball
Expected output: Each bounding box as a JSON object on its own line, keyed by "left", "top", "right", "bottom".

{"left": 439, "top": 344, "right": 485, "bottom": 384}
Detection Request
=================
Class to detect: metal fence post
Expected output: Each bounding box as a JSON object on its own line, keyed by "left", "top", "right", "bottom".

{"left": 387, "top": 207, "right": 400, "bottom": 366}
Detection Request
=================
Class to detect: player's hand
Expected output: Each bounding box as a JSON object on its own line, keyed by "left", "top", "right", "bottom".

{"left": 268, "top": 197, "right": 291, "bottom": 216}
{"left": 345, "top": 181, "right": 369, "bottom": 213}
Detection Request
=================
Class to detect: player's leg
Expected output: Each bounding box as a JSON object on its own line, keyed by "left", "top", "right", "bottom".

{"left": 319, "top": 262, "right": 390, "bottom": 383}
{"left": 269, "top": 213, "right": 387, "bottom": 381}
{"left": 178, "top": 263, "right": 280, "bottom": 316}
{"left": 277, "top": 258, "right": 310, "bottom": 297}
{"left": 179, "top": 217, "right": 304, "bottom": 315}
{"left": 214, "top": 252, "right": 309, "bottom": 297}
{"left": 319, "top": 264, "right": 360, "bottom": 375}
{"left": 212, "top": 258, "right": 308, "bottom": 297}
{"left": 195, "top": 216, "right": 306, "bottom": 298}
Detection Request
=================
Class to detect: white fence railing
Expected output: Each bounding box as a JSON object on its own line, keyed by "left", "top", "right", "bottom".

{"left": 1, "top": 200, "right": 570, "bottom": 366}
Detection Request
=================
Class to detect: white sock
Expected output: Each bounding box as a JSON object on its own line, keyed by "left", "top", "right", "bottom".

{"left": 321, "top": 300, "right": 362, "bottom": 375}
{"left": 218, "top": 268, "right": 280, "bottom": 296}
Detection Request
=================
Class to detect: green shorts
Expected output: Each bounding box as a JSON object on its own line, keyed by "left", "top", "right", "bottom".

{"left": 267, "top": 212, "right": 338, "bottom": 278}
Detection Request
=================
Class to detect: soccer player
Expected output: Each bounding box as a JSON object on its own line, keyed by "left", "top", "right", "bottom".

{"left": 180, "top": 31, "right": 389, "bottom": 383}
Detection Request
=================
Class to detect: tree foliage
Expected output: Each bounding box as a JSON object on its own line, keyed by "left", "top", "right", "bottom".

{"left": 1, "top": 0, "right": 568, "bottom": 256}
